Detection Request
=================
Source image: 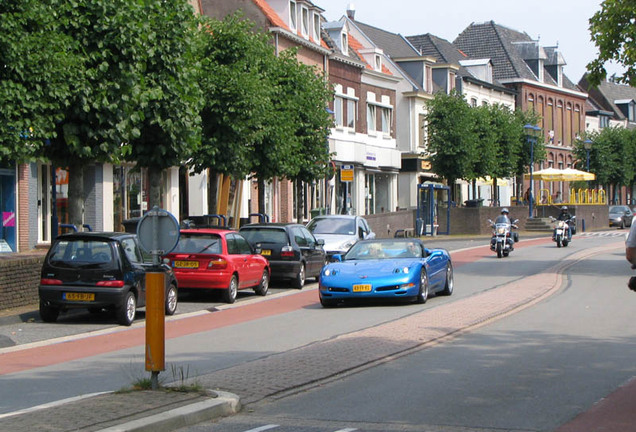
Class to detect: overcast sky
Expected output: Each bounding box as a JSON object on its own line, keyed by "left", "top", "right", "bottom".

{"left": 315, "top": 0, "right": 623, "bottom": 83}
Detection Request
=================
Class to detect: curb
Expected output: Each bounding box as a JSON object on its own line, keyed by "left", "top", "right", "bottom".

{"left": 95, "top": 391, "right": 241, "bottom": 432}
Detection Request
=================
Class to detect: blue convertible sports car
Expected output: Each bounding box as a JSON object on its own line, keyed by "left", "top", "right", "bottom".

{"left": 318, "top": 238, "right": 453, "bottom": 307}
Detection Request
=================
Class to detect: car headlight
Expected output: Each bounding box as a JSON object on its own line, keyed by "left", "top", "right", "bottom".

{"left": 393, "top": 267, "right": 410, "bottom": 274}
{"left": 399, "top": 282, "right": 415, "bottom": 289}
{"left": 323, "top": 268, "right": 338, "bottom": 276}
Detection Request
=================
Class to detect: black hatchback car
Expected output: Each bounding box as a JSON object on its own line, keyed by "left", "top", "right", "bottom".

{"left": 39, "top": 232, "right": 178, "bottom": 326}
{"left": 239, "top": 223, "right": 326, "bottom": 288}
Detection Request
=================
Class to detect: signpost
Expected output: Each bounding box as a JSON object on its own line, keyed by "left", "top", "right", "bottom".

{"left": 136, "top": 206, "right": 180, "bottom": 390}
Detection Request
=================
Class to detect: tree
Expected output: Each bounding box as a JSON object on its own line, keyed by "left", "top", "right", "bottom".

{"left": 190, "top": 13, "right": 277, "bottom": 213}
{"left": 513, "top": 110, "right": 545, "bottom": 201}
{"left": 586, "top": 0, "right": 636, "bottom": 86}
{"left": 0, "top": 0, "right": 81, "bottom": 163}
{"left": 425, "top": 91, "right": 476, "bottom": 202}
{"left": 122, "top": 0, "right": 202, "bottom": 209}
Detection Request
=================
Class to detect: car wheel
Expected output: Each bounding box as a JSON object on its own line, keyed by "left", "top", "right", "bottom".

{"left": 165, "top": 283, "right": 178, "bottom": 316}
{"left": 39, "top": 301, "right": 59, "bottom": 323}
{"left": 440, "top": 262, "right": 454, "bottom": 296}
{"left": 255, "top": 270, "right": 269, "bottom": 296}
{"left": 223, "top": 275, "right": 238, "bottom": 304}
{"left": 293, "top": 263, "right": 306, "bottom": 289}
{"left": 415, "top": 269, "right": 429, "bottom": 304}
{"left": 116, "top": 291, "right": 136, "bottom": 326}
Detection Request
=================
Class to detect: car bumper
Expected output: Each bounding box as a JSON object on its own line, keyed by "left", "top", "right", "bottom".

{"left": 173, "top": 270, "right": 233, "bottom": 289}
{"left": 318, "top": 280, "right": 419, "bottom": 300}
{"left": 268, "top": 260, "right": 301, "bottom": 280}
{"left": 39, "top": 285, "right": 130, "bottom": 309}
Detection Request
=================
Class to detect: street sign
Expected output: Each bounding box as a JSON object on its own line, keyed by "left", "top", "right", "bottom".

{"left": 137, "top": 206, "right": 180, "bottom": 260}
{"left": 340, "top": 165, "right": 354, "bottom": 182}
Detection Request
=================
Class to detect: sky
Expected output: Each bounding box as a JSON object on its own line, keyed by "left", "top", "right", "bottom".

{"left": 314, "top": 0, "right": 624, "bottom": 83}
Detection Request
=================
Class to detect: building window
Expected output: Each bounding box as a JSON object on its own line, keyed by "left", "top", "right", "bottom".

{"left": 381, "top": 107, "right": 391, "bottom": 134}
{"left": 599, "top": 115, "right": 610, "bottom": 128}
{"left": 425, "top": 65, "right": 432, "bottom": 93}
{"left": 374, "top": 54, "right": 381, "bottom": 71}
{"left": 546, "top": 99, "right": 554, "bottom": 138}
{"left": 367, "top": 104, "right": 376, "bottom": 133}
{"left": 470, "top": 98, "right": 478, "bottom": 107}
{"left": 448, "top": 72, "right": 456, "bottom": 92}
{"left": 528, "top": 94, "right": 535, "bottom": 112}
{"left": 289, "top": 1, "right": 297, "bottom": 31}
{"left": 312, "top": 12, "right": 320, "bottom": 42}
{"left": 300, "top": 5, "right": 309, "bottom": 37}
{"left": 347, "top": 99, "right": 356, "bottom": 129}
{"left": 556, "top": 101, "right": 563, "bottom": 145}
{"left": 565, "top": 103, "right": 572, "bottom": 146}
{"left": 341, "top": 32, "right": 348, "bottom": 55}
{"left": 334, "top": 96, "right": 343, "bottom": 127}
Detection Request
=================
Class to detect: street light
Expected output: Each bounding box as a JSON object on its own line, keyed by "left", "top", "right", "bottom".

{"left": 524, "top": 123, "right": 541, "bottom": 219}
{"left": 583, "top": 138, "right": 593, "bottom": 172}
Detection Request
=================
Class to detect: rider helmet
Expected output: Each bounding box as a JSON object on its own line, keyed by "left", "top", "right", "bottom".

{"left": 501, "top": 208, "right": 509, "bottom": 214}
{"left": 561, "top": 206, "right": 568, "bottom": 212}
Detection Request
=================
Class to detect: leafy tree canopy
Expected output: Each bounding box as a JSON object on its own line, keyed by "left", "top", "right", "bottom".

{"left": 586, "top": 0, "right": 636, "bottom": 86}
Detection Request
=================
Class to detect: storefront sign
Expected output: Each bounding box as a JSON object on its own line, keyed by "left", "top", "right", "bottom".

{"left": 2, "top": 211, "right": 15, "bottom": 227}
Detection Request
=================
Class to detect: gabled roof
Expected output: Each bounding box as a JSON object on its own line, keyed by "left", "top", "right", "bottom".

{"left": 579, "top": 75, "right": 636, "bottom": 121}
{"left": 454, "top": 21, "right": 537, "bottom": 81}
{"left": 351, "top": 21, "right": 421, "bottom": 59}
{"left": 407, "top": 33, "right": 466, "bottom": 65}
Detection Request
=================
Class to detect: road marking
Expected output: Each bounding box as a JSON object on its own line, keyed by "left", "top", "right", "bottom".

{"left": 0, "top": 391, "right": 110, "bottom": 419}
{"left": 334, "top": 429, "right": 358, "bottom": 432}
{"left": 243, "top": 425, "right": 280, "bottom": 432}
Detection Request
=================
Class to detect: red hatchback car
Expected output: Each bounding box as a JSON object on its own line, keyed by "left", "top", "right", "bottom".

{"left": 163, "top": 228, "right": 270, "bottom": 303}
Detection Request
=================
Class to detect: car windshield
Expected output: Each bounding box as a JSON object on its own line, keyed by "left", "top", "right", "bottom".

{"left": 48, "top": 239, "right": 115, "bottom": 268}
{"left": 345, "top": 241, "right": 422, "bottom": 260}
{"left": 240, "top": 228, "right": 288, "bottom": 245}
{"left": 173, "top": 233, "right": 222, "bottom": 254}
{"left": 307, "top": 218, "right": 355, "bottom": 235}
{"left": 609, "top": 206, "right": 627, "bottom": 213}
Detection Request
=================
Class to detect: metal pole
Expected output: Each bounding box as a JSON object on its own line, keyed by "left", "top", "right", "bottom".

{"left": 586, "top": 149, "right": 590, "bottom": 172}
{"left": 529, "top": 137, "right": 534, "bottom": 219}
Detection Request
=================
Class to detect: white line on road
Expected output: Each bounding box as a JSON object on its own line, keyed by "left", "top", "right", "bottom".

{"left": 243, "top": 425, "right": 280, "bottom": 432}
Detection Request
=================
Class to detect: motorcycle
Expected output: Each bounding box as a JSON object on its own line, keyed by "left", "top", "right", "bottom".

{"left": 549, "top": 215, "right": 576, "bottom": 248}
{"left": 488, "top": 216, "right": 519, "bottom": 258}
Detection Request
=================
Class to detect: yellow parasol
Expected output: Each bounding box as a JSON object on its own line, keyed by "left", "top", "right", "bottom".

{"left": 524, "top": 167, "right": 595, "bottom": 181}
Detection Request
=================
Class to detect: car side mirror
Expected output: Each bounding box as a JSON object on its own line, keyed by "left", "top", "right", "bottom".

{"left": 358, "top": 227, "right": 364, "bottom": 239}
{"left": 316, "top": 239, "right": 325, "bottom": 247}
{"left": 512, "top": 219, "right": 519, "bottom": 224}
{"left": 332, "top": 254, "right": 343, "bottom": 262}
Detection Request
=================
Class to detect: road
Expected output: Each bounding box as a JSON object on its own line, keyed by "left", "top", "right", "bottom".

{"left": 0, "top": 230, "right": 633, "bottom": 431}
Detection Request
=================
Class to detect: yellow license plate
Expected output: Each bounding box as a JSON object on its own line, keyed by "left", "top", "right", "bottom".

{"left": 352, "top": 284, "right": 372, "bottom": 292}
{"left": 261, "top": 250, "right": 271, "bottom": 256}
{"left": 64, "top": 292, "right": 95, "bottom": 301}
{"left": 175, "top": 261, "right": 199, "bottom": 268}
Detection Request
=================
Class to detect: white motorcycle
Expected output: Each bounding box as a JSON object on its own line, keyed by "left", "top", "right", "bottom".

{"left": 549, "top": 216, "right": 575, "bottom": 248}
{"left": 488, "top": 216, "right": 519, "bottom": 258}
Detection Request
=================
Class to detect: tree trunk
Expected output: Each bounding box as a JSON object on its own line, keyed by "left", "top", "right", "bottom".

{"left": 258, "top": 178, "right": 266, "bottom": 216}
{"left": 207, "top": 171, "right": 218, "bottom": 215}
{"left": 493, "top": 178, "right": 499, "bottom": 205}
{"left": 67, "top": 160, "right": 84, "bottom": 229}
{"left": 148, "top": 167, "right": 163, "bottom": 211}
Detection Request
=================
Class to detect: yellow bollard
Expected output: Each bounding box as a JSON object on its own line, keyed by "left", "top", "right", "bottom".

{"left": 145, "top": 271, "right": 165, "bottom": 389}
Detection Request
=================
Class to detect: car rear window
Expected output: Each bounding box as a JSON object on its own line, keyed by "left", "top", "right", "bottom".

{"left": 240, "top": 228, "right": 288, "bottom": 245}
{"left": 48, "top": 239, "right": 116, "bottom": 268}
{"left": 307, "top": 218, "right": 355, "bottom": 235}
{"left": 174, "top": 233, "right": 222, "bottom": 254}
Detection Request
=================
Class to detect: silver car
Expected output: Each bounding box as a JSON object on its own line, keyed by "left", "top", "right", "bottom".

{"left": 306, "top": 215, "right": 375, "bottom": 259}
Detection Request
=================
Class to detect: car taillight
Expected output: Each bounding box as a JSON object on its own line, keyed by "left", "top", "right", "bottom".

{"left": 40, "top": 278, "right": 62, "bottom": 285}
{"left": 97, "top": 280, "right": 125, "bottom": 287}
{"left": 281, "top": 245, "right": 294, "bottom": 258}
{"left": 208, "top": 258, "right": 228, "bottom": 269}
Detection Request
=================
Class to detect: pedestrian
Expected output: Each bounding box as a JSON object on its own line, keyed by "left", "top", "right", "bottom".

{"left": 626, "top": 220, "right": 636, "bottom": 291}
{"left": 523, "top": 188, "right": 530, "bottom": 205}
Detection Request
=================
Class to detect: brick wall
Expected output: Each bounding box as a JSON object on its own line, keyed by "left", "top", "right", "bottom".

{"left": 0, "top": 255, "right": 44, "bottom": 310}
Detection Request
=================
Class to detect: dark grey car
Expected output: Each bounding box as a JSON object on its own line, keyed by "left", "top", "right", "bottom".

{"left": 39, "top": 232, "right": 178, "bottom": 326}
{"left": 609, "top": 205, "right": 633, "bottom": 229}
{"left": 239, "top": 223, "right": 326, "bottom": 289}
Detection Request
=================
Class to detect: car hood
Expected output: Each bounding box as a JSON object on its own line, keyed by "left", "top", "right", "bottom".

{"left": 325, "top": 259, "right": 418, "bottom": 278}
{"left": 312, "top": 233, "right": 358, "bottom": 251}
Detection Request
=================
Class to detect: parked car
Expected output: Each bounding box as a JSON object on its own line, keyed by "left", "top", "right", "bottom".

{"left": 39, "top": 232, "right": 178, "bottom": 326}
{"left": 609, "top": 205, "right": 633, "bottom": 229}
{"left": 163, "top": 228, "right": 269, "bottom": 304}
{"left": 318, "top": 238, "right": 453, "bottom": 307}
{"left": 239, "top": 223, "right": 326, "bottom": 288}
{"left": 306, "top": 215, "right": 375, "bottom": 259}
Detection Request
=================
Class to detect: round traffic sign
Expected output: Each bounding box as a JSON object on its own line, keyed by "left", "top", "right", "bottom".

{"left": 136, "top": 207, "right": 180, "bottom": 256}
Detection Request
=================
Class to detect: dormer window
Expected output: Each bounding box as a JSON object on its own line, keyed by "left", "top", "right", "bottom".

{"left": 374, "top": 54, "right": 382, "bottom": 71}
{"left": 300, "top": 5, "right": 309, "bottom": 37}
{"left": 289, "top": 1, "right": 297, "bottom": 31}
{"left": 312, "top": 12, "right": 320, "bottom": 42}
{"left": 341, "top": 32, "right": 348, "bottom": 55}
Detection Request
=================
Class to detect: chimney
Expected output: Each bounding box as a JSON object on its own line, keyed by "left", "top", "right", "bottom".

{"left": 346, "top": 3, "right": 355, "bottom": 20}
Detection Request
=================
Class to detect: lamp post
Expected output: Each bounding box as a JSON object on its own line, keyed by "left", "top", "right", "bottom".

{"left": 583, "top": 138, "right": 592, "bottom": 172}
{"left": 524, "top": 124, "right": 541, "bottom": 219}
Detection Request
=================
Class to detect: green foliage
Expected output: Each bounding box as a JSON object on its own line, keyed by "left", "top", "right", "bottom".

{"left": 578, "top": 127, "right": 636, "bottom": 187}
{"left": 513, "top": 109, "right": 545, "bottom": 178}
{"left": 0, "top": 0, "right": 82, "bottom": 162}
{"left": 587, "top": 0, "right": 636, "bottom": 86}
{"left": 425, "top": 91, "right": 476, "bottom": 186}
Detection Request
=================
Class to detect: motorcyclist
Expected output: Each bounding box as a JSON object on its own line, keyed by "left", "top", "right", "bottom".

{"left": 491, "top": 208, "right": 518, "bottom": 249}
{"left": 556, "top": 206, "right": 573, "bottom": 240}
